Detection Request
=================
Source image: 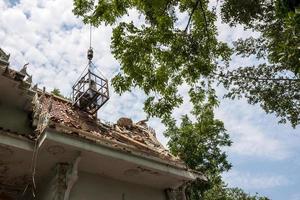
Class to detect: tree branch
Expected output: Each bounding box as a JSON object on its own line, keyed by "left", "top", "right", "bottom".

{"left": 217, "top": 72, "right": 300, "bottom": 82}
{"left": 185, "top": 0, "right": 200, "bottom": 32}
{"left": 198, "top": 0, "right": 210, "bottom": 38}
{"left": 184, "top": 0, "right": 210, "bottom": 42}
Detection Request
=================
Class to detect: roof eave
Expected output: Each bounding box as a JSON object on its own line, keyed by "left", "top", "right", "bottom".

{"left": 44, "top": 127, "right": 207, "bottom": 182}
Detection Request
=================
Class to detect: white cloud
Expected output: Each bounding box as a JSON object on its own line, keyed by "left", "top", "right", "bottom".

{"left": 223, "top": 170, "right": 290, "bottom": 190}
{"left": 215, "top": 98, "right": 291, "bottom": 160}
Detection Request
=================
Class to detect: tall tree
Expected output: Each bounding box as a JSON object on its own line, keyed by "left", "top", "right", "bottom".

{"left": 73, "top": 1, "right": 233, "bottom": 197}
{"left": 72, "top": 0, "right": 298, "bottom": 198}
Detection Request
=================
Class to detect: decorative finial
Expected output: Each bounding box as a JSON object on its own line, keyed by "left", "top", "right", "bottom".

{"left": 20, "top": 63, "right": 29, "bottom": 75}
{"left": 32, "top": 84, "right": 38, "bottom": 91}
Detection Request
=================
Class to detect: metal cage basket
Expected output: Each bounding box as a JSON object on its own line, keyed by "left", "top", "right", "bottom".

{"left": 72, "top": 69, "right": 109, "bottom": 115}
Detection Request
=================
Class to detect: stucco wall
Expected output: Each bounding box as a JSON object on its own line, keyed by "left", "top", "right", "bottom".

{"left": 0, "top": 104, "right": 32, "bottom": 134}
{"left": 69, "top": 171, "right": 166, "bottom": 200}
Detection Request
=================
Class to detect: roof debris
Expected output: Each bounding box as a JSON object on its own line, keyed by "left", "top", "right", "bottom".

{"left": 32, "top": 93, "right": 183, "bottom": 165}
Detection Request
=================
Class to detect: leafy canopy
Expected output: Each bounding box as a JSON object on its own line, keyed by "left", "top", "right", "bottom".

{"left": 73, "top": 0, "right": 231, "bottom": 122}
{"left": 73, "top": 0, "right": 300, "bottom": 128}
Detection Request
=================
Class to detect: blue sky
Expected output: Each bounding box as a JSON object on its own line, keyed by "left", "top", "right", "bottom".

{"left": 1, "top": 0, "right": 299, "bottom": 199}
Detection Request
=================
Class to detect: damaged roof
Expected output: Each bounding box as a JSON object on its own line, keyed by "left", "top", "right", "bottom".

{"left": 0, "top": 61, "right": 187, "bottom": 168}
{"left": 32, "top": 93, "right": 184, "bottom": 165}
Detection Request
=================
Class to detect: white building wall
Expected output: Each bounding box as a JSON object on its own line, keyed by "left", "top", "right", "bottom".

{"left": 69, "top": 171, "right": 166, "bottom": 200}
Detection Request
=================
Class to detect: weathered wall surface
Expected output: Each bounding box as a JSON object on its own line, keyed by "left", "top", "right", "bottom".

{"left": 69, "top": 171, "right": 166, "bottom": 200}
{"left": 38, "top": 163, "right": 69, "bottom": 200}
{"left": 0, "top": 104, "right": 32, "bottom": 134}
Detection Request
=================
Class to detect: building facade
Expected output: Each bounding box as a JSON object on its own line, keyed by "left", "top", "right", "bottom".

{"left": 0, "top": 48, "right": 205, "bottom": 200}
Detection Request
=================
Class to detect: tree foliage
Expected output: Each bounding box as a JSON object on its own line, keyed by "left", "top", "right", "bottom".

{"left": 73, "top": 0, "right": 231, "bottom": 122}
{"left": 203, "top": 184, "right": 270, "bottom": 200}
{"left": 73, "top": 0, "right": 300, "bottom": 127}
{"left": 51, "top": 88, "right": 65, "bottom": 98}
{"left": 220, "top": 0, "right": 300, "bottom": 127}
{"left": 164, "top": 86, "right": 232, "bottom": 181}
